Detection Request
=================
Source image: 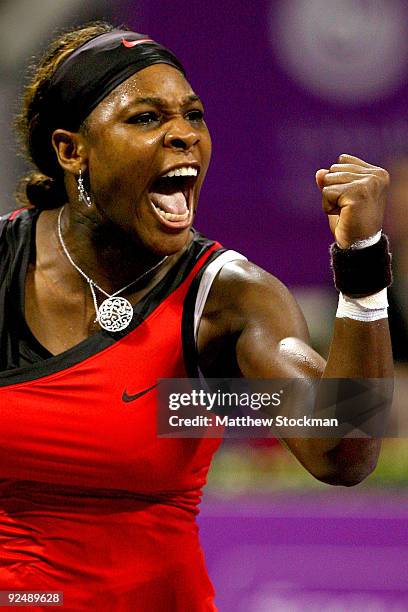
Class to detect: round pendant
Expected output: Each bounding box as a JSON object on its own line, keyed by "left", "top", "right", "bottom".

{"left": 97, "top": 296, "right": 134, "bottom": 332}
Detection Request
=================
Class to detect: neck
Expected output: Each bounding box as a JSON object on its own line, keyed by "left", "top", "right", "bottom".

{"left": 54, "top": 206, "right": 184, "bottom": 294}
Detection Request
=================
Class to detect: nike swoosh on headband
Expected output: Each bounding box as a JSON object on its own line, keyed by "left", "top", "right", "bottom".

{"left": 122, "top": 383, "right": 158, "bottom": 403}
{"left": 121, "top": 38, "right": 155, "bottom": 48}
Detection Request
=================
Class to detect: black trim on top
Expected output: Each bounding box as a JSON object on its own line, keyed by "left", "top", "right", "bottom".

{"left": 18, "top": 208, "right": 53, "bottom": 362}
{"left": 0, "top": 207, "right": 217, "bottom": 387}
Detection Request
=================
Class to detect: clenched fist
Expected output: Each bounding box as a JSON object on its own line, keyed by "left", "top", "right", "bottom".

{"left": 315, "top": 154, "right": 389, "bottom": 249}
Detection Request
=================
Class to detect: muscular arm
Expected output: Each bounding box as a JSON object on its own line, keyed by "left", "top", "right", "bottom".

{"left": 198, "top": 260, "right": 392, "bottom": 486}
{"left": 197, "top": 155, "right": 393, "bottom": 486}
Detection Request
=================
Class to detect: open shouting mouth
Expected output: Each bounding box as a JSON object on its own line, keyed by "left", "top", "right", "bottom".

{"left": 148, "top": 165, "right": 199, "bottom": 229}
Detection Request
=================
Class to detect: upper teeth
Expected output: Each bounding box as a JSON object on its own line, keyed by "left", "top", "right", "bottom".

{"left": 162, "top": 166, "right": 198, "bottom": 178}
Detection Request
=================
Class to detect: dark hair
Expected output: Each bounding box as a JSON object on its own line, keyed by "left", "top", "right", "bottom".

{"left": 15, "top": 21, "right": 122, "bottom": 210}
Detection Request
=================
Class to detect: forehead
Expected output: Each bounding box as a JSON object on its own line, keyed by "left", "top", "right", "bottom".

{"left": 90, "top": 64, "right": 196, "bottom": 117}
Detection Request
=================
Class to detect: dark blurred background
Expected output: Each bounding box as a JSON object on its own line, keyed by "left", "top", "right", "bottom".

{"left": 2, "top": 1, "right": 408, "bottom": 609}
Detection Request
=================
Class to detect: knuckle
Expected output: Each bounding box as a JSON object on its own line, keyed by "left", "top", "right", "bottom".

{"left": 348, "top": 179, "right": 369, "bottom": 199}
{"left": 358, "top": 182, "right": 370, "bottom": 198}
{"left": 377, "top": 168, "right": 390, "bottom": 185}
{"left": 366, "top": 175, "right": 380, "bottom": 191}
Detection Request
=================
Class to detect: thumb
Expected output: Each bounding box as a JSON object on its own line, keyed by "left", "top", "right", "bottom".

{"left": 315, "top": 169, "right": 329, "bottom": 190}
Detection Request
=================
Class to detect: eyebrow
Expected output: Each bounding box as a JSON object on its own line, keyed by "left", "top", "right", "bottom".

{"left": 132, "top": 94, "right": 202, "bottom": 107}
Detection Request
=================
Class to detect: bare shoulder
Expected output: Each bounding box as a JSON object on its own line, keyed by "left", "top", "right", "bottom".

{"left": 199, "top": 258, "right": 310, "bottom": 346}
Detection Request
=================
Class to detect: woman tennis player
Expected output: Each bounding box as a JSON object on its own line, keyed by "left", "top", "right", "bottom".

{"left": 0, "top": 22, "right": 392, "bottom": 611}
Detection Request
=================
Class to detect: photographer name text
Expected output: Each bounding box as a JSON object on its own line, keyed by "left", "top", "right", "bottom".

{"left": 168, "top": 415, "right": 338, "bottom": 428}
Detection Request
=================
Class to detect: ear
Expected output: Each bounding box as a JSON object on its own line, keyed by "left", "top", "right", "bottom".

{"left": 51, "top": 129, "right": 88, "bottom": 174}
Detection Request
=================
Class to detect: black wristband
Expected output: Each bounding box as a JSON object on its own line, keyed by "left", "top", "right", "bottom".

{"left": 330, "top": 234, "right": 392, "bottom": 298}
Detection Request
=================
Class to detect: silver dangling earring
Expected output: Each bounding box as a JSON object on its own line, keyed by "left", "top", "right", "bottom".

{"left": 77, "top": 169, "right": 92, "bottom": 208}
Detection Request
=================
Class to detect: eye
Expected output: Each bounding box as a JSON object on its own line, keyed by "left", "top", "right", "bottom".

{"left": 185, "top": 109, "right": 204, "bottom": 123}
{"left": 128, "top": 112, "right": 160, "bottom": 125}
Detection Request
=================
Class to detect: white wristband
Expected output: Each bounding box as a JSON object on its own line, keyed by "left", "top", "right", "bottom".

{"left": 336, "top": 288, "right": 388, "bottom": 321}
{"left": 337, "top": 230, "right": 382, "bottom": 250}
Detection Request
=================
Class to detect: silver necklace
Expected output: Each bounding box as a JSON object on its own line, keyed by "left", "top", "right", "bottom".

{"left": 57, "top": 206, "right": 168, "bottom": 332}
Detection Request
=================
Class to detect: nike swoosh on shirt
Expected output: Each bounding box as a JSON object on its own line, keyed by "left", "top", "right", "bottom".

{"left": 122, "top": 383, "right": 158, "bottom": 403}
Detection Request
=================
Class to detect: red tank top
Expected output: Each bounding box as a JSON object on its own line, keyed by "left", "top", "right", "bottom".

{"left": 0, "top": 209, "right": 223, "bottom": 611}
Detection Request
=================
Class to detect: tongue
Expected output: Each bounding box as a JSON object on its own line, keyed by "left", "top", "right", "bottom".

{"left": 150, "top": 191, "right": 187, "bottom": 214}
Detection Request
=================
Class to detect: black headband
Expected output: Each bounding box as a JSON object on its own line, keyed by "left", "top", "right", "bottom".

{"left": 43, "top": 29, "right": 186, "bottom": 131}
{"left": 28, "top": 29, "right": 186, "bottom": 177}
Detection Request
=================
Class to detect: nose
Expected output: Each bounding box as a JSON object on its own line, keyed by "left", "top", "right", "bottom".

{"left": 163, "top": 117, "right": 199, "bottom": 151}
